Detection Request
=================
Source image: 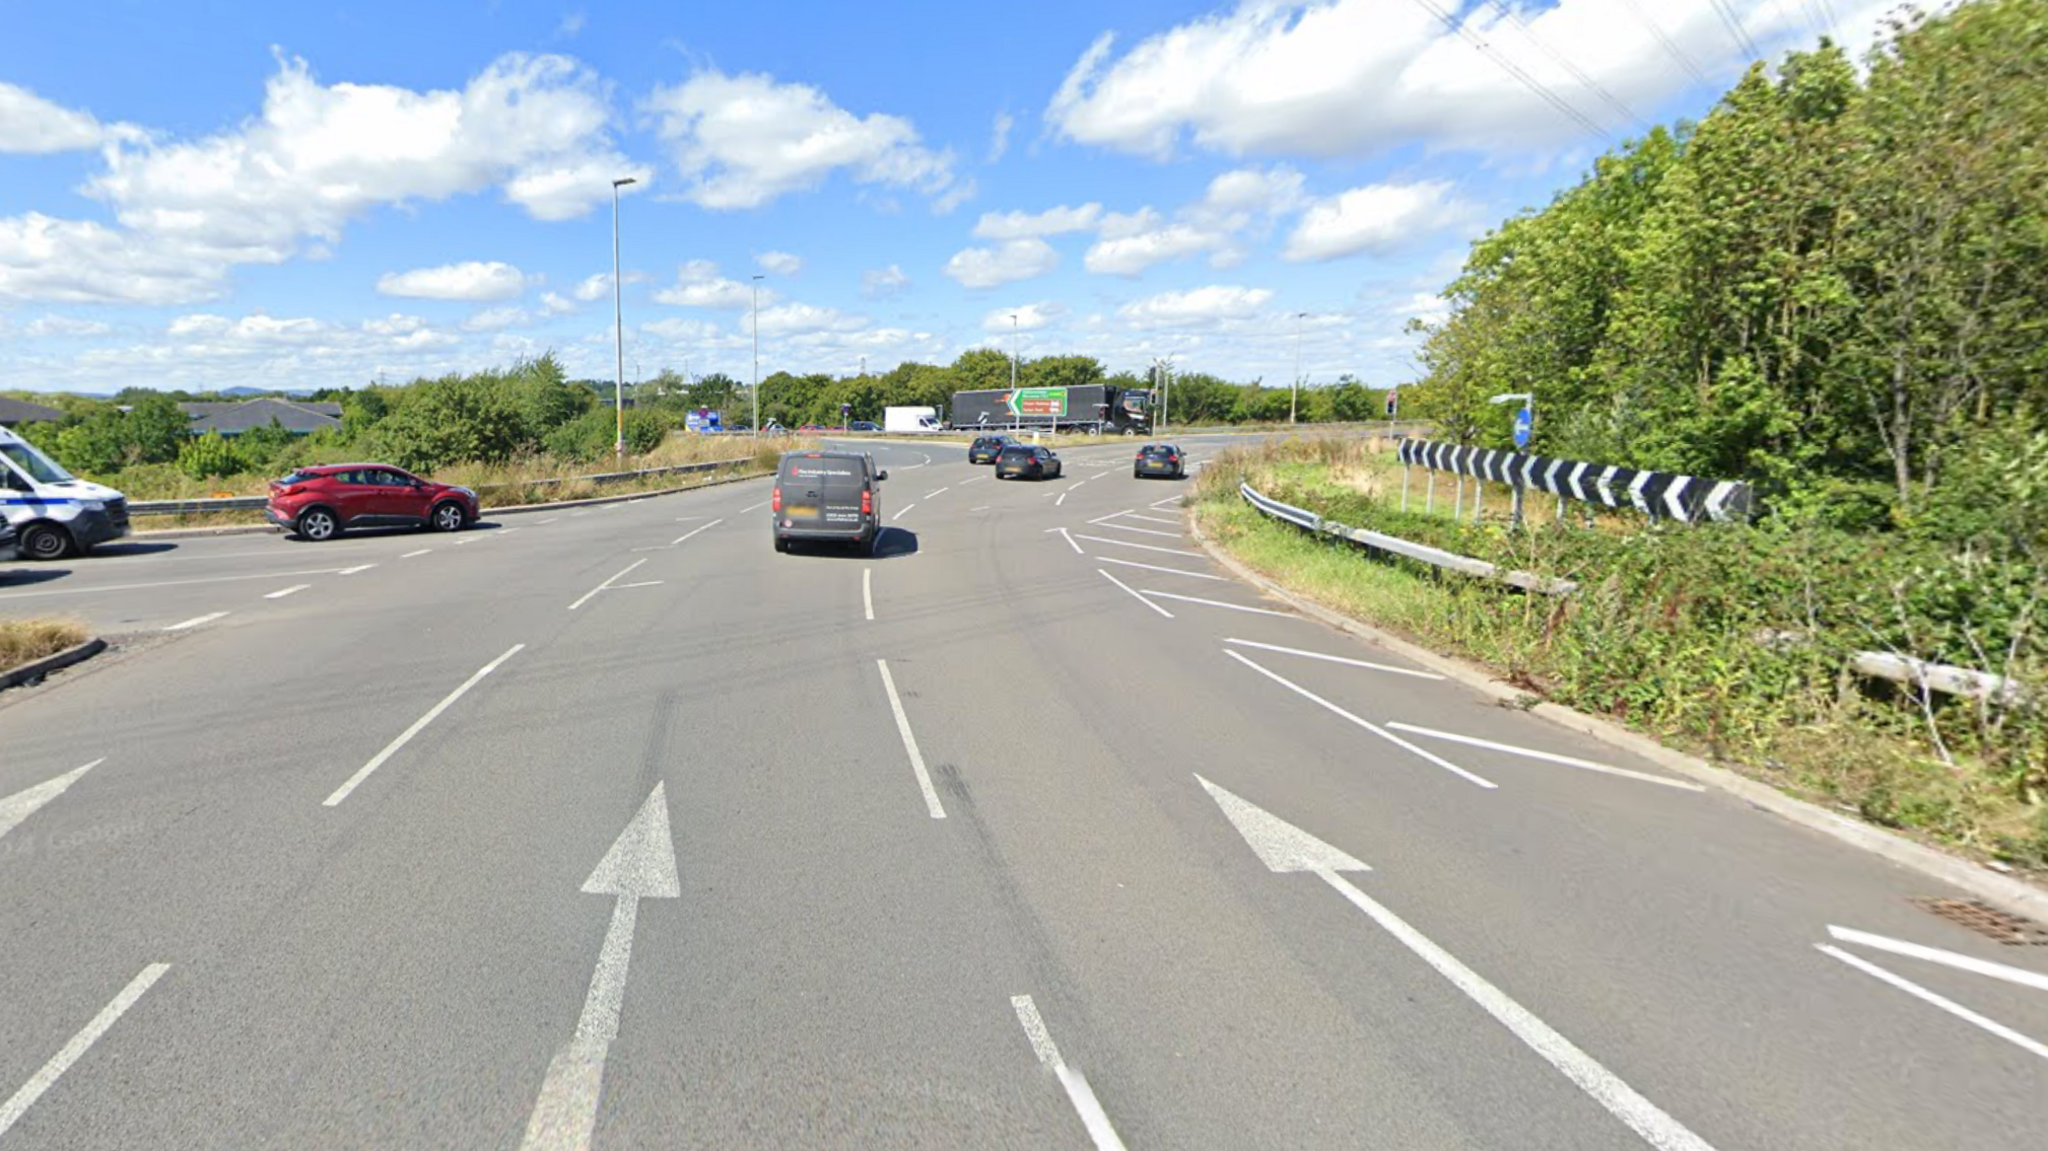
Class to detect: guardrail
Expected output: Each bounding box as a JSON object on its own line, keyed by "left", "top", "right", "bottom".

{"left": 128, "top": 457, "right": 758, "bottom": 517}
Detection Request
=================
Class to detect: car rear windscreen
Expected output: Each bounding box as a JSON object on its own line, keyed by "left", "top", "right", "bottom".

{"left": 1143, "top": 445, "right": 1177, "bottom": 458}
{"left": 781, "top": 457, "right": 865, "bottom": 491}
{"left": 997, "top": 446, "right": 1033, "bottom": 459}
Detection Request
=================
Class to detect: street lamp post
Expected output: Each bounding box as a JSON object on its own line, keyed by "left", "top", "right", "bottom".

{"left": 610, "top": 176, "right": 637, "bottom": 458}
{"left": 1009, "top": 314, "right": 1020, "bottom": 436}
{"left": 751, "top": 275, "right": 764, "bottom": 437}
{"left": 1290, "top": 311, "right": 1307, "bottom": 425}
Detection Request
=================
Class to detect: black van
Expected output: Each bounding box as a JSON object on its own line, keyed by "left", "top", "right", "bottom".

{"left": 772, "top": 450, "right": 888, "bottom": 555}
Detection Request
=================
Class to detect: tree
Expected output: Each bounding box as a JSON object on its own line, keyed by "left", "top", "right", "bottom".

{"left": 178, "top": 431, "right": 246, "bottom": 480}
{"left": 950, "top": 348, "right": 1015, "bottom": 392}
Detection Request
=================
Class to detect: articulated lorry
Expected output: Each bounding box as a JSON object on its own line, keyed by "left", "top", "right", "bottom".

{"left": 947, "top": 385, "right": 1152, "bottom": 435}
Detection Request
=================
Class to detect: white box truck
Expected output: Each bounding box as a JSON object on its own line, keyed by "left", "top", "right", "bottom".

{"left": 1, "top": 427, "right": 131, "bottom": 560}
{"left": 883, "top": 406, "right": 942, "bottom": 434}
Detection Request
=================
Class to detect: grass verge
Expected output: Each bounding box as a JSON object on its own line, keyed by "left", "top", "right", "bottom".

{"left": 0, "top": 618, "right": 88, "bottom": 673}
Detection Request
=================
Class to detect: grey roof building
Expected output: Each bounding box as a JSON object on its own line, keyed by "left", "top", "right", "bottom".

{"left": 0, "top": 397, "right": 65, "bottom": 427}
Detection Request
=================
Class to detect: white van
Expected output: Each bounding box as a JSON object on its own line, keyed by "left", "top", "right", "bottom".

{"left": 0, "top": 427, "right": 130, "bottom": 560}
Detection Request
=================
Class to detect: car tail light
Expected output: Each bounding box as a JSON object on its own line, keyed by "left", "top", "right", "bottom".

{"left": 861, "top": 489, "right": 873, "bottom": 515}
{"left": 771, "top": 486, "right": 782, "bottom": 513}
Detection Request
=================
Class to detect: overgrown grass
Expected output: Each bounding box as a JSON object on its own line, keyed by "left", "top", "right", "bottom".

{"left": 0, "top": 617, "right": 88, "bottom": 672}
{"left": 1194, "top": 435, "right": 2048, "bottom": 871}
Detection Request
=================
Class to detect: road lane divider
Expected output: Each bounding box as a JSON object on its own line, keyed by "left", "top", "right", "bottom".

{"left": 1098, "top": 556, "right": 1224, "bottom": 582}
{"left": 1087, "top": 510, "right": 1139, "bottom": 525}
{"left": 1122, "top": 512, "right": 1180, "bottom": 525}
{"left": 1010, "top": 995, "right": 1129, "bottom": 1151}
{"left": 1073, "top": 534, "right": 1201, "bottom": 557}
{"left": 264, "top": 584, "right": 310, "bottom": 600}
{"left": 876, "top": 659, "right": 945, "bottom": 819}
{"left": 1816, "top": 944, "right": 2048, "bottom": 1062}
{"left": 1385, "top": 722, "right": 1704, "bottom": 791}
{"left": 401, "top": 549, "right": 432, "bottom": 558}
{"left": 1140, "top": 590, "right": 1291, "bottom": 617}
{"left": 337, "top": 564, "right": 376, "bottom": 575}
{"left": 1824, "top": 925, "right": 2048, "bottom": 993}
{"left": 671, "top": 518, "right": 724, "bottom": 546}
{"left": 739, "top": 501, "right": 767, "bottom": 513}
{"left": 1197, "top": 775, "right": 1717, "bottom": 1151}
{"left": 1223, "top": 638, "right": 1441, "bottom": 679}
{"left": 892, "top": 503, "right": 917, "bottom": 521}
{"left": 0, "top": 567, "right": 358, "bottom": 603}
{"left": 163, "top": 611, "right": 229, "bottom": 631}
{"left": 1099, "top": 569, "right": 1173, "bottom": 619}
{"left": 863, "top": 568, "right": 875, "bottom": 621}
{"left": 323, "top": 644, "right": 524, "bottom": 806}
{"left": 960, "top": 475, "right": 989, "bottom": 485}
{"left": 1046, "top": 527, "right": 1084, "bottom": 555}
{"left": 0, "top": 963, "right": 172, "bottom": 1140}
{"left": 1095, "top": 521, "right": 1185, "bottom": 538}
{"left": 0, "top": 759, "right": 102, "bottom": 844}
{"left": 568, "top": 559, "right": 648, "bottom": 611}
{"left": 924, "top": 486, "right": 950, "bottom": 499}
{"left": 1225, "top": 652, "right": 1497, "bottom": 789}
{"left": 1055, "top": 492, "right": 1069, "bottom": 507}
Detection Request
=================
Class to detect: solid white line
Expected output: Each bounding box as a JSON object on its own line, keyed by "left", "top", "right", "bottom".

{"left": 1150, "top": 497, "right": 1182, "bottom": 510}
{"left": 400, "top": 549, "right": 432, "bottom": 558}
{"left": 1142, "top": 589, "right": 1291, "bottom": 616}
{"left": 1011, "top": 996, "right": 1128, "bottom": 1151}
{"left": 1095, "top": 521, "right": 1182, "bottom": 538}
{"left": 337, "top": 564, "right": 376, "bottom": 575}
{"left": 1226, "top": 652, "right": 1497, "bottom": 789}
{"left": 0, "top": 963, "right": 171, "bottom": 1140}
{"left": 1073, "top": 533, "right": 1200, "bottom": 557}
{"left": 568, "top": 558, "right": 647, "bottom": 611}
{"left": 740, "top": 500, "right": 767, "bottom": 513}
{"left": 892, "top": 503, "right": 916, "bottom": 521}
{"left": 1223, "top": 638, "right": 1444, "bottom": 679}
{"left": 670, "top": 517, "right": 724, "bottom": 546}
{"left": 970, "top": 505, "right": 991, "bottom": 511}
{"left": 1826, "top": 925, "right": 2048, "bottom": 993}
{"left": 1386, "top": 722, "right": 1705, "bottom": 791}
{"left": 455, "top": 537, "right": 480, "bottom": 545}
{"left": 0, "top": 759, "right": 102, "bottom": 843}
{"left": 924, "top": 486, "right": 950, "bottom": 498}
{"left": 1012, "top": 995, "right": 1064, "bottom": 1069}
{"left": 863, "top": 567, "right": 875, "bottom": 621}
{"left": 1323, "top": 870, "right": 1716, "bottom": 1150}
{"left": 264, "top": 584, "right": 310, "bottom": 600}
{"left": 1122, "top": 512, "right": 1179, "bottom": 525}
{"left": 610, "top": 581, "right": 664, "bottom": 590}
{"left": 164, "top": 611, "right": 228, "bottom": 631}
{"left": 1051, "top": 527, "right": 1084, "bottom": 555}
{"left": 1099, "top": 569, "right": 1173, "bottom": 618}
{"left": 1817, "top": 944, "right": 2048, "bottom": 1062}
{"left": 1066, "top": 479, "right": 1087, "bottom": 490}
{"left": 0, "top": 567, "right": 355, "bottom": 602}
{"left": 323, "top": 644, "right": 524, "bottom": 807}
{"left": 1056, "top": 492, "right": 1068, "bottom": 506}
{"left": 876, "top": 659, "right": 946, "bottom": 819}
{"left": 960, "top": 475, "right": 989, "bottom": 485}
{"left": 1087, "top": 509, "right": 1138, "bottom": 525}
{"left": 1099, "top": 556, "right": 1224, "bottom": 581}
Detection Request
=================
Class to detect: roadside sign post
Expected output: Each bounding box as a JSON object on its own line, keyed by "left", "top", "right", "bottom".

{"left": 841, "top": 402, "right": 851, "bottom": 432}
{"left": 1490, "top": 393, "right": 1535, "bottom": 529}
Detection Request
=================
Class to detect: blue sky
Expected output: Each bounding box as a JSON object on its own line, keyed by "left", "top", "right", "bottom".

{"left": 0, "top": 0, "right": 1892, "bottom": 394}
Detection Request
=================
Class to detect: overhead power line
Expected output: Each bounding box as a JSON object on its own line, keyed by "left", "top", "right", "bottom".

{"left": 1708, "top": 0, "right": 1764, "bottom": 61}
{"left": 1621, "top": 0, "right": 1712, "bottom": 86}
{"left": 1484, "top": 1, "right": 1647, "bottom": 132}
{"left": 1406, "top": 0, "right": 1610, "bottom": 143}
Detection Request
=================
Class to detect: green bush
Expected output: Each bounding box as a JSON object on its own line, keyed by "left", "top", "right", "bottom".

{"left": 544, "top": 408, "right": 670, "bottom": 463}
{"left": 177, "top": 431, "right": 246, "bottom": 480}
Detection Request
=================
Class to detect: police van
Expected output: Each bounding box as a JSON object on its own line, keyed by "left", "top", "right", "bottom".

{"left": 1, "top": 427, "right": 130, "bottom": 560}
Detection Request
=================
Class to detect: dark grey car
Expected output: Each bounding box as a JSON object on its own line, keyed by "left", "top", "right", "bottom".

{"left": 772, "top": 450, "right": 888, "bottom": 555}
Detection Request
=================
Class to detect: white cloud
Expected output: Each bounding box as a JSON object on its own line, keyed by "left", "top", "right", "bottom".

{"left": 541, "top": 291, "right": 578, "bottom": 315}
{"left": 376, "top": 261, "right": 531, "bottom": 301}
{"left": 556, "top": 11, "right": 587, "bottom": 38}
{"left": 642, "top": 317, "right": 723, "bottom": 341}
{"left": 983, "top": 302, "right": 1066, "bottom": 332}
{"left": 653, "top": 259, "right": 775, "bottom": 309}
{"left": 362, "top": 314, "right": 427, "bottom": 336}
{"left": 988, "top": 111, "right": 1014, "bottom": 162}
{"left": 861, "top": 264, "right": 910, "bottom": 299}
{"left": 1046, "top": 0, "right": 1816, "bottom": 158}
{"left": 645, "top": 68, "right": 956, "bottom": 209}
{"left": 1117, "top": 285, "right": 1274, "bottom": 326}
{"left": 462, "top": 306, "right": 532, "bottom": 331}
{"left": 756, "top": 250, "right": 803, "bottom": 276}
{"left": 943, "top": 238, "right": 1059, "bottom": 289}
{"left": 1283, "top": 180, "right": 1472, "bottom": 261}
{"left": 572, "top": 270, "right": 648, "bottom": 302}
{"left": 1087, "top": 223, "right": 1231, "bottom": 276}
{"left": 1081, "top": 168, "right": 1301, "bottom": 276}
{"left": 972, "top": 203, "right": 1102, "bottom": 240}
{"left": 755, "top": 302, "right": 866, "bottom": 335}
{"left": 1394, "top": 291, "right": 1451, "bottom": 325}
{"left": 24, "top": 314, "right": 113, "bottom": 337}
{"left": 0, "top": 213, "right": 226, "bottom": 305}
{"left": 931, "top": 177, "right": 977, "bottom": 215}
{"left": 0, "top": 82, "right": 130, "bottom": 153}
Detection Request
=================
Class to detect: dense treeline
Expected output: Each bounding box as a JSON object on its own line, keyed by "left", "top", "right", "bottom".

{"left": 1408, "top": 0, "right": 2048, "bottom": 544}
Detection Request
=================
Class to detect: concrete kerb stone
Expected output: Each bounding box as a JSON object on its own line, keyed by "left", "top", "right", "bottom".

{"left": 0, "top": 636, "right": 108, "bottom": 691}
{"left": 1184, "top": 502, "right": 2048, "bottom": 922}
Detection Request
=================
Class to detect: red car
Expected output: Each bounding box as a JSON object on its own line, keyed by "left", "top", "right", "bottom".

{"left": 266, "top": 464, "right": 479, "bottom": 541}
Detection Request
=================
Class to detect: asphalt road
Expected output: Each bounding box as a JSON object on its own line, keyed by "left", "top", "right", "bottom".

{"left": 2, "top": 435, "right": 2044, "bottom": 1149}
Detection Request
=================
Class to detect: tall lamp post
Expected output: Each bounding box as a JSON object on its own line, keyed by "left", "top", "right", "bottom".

{"left": 1009, "top": 313, "right": 1020, "bottom": 435}
{"left": 610, "top": 176, "right": 637, "bottom": 458}
{"left": 751, "top": 275, "right": 764, "bottom": 437}
{"left": 1290, "top": 311, "right": 1307, "bottom": 425}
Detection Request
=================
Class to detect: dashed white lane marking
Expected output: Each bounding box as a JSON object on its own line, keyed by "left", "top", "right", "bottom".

{"left": 323, "top": 644, "right": 524, "bottom": 806}
{"left": 924, "top": 486, "right": 950, "bottom": 499}
{"left": 670, "top": 518, "right": 723, "bottom": 546}
{"left": 1055, "top": 492, "right": 1069, "bottom": 507}
{"left": 264, "top": 584, "right": 310, "bottom": 600}
{"left": 970, "top": 505, "right": 991, "bottom": 512}
{"left": 876, "top": 659, "right": 946, "bottom": 819}
{"left": 1099, "top": 569, "right": 1173, "bottom": 618}
{"left": 739, "top": 501, "right": 767, "bottom": 513}
{"left": 1825, "top": 926, "right": 2048, "bottom": 993}
{"left": 1223, "top": 638, "right": 1443, "bottom": 679}
{"left": 674, "top": 515, "right": 713, "bottom": 522}
{"left": 1098, "top": 556, "right": 1224, "bottom": 581}
{"left": 960, "top": 475, "right": 990, "bottom": 485}
{"left": 1065, "top": 479, "right": 1088, "bottom": 491}
{"left": 568, "top": 559, "right": 649, "bottom": 611}
{"left": 1010, "top": 995, "right": 1128, "bottom": 1151}
{"left": 1226, "top": 651, "right": 1497, "bottom": 789}
{"left": 337, "top": 564, "right": 376, "bottom": 575}
{"left": 863, "top": 568, "right": 875, "bottom": 621}
{"left": 1073, "top": 534, "right": 1200, "bottom": 557}
{"left": 1817, "top": 944, "right": 2048, "bottom": 1062}
{"left": 892, "top": 503, "right": 916, "bottom": 521}
{"left": 1141, "top": 589, "right": 1291, "bottom": 616}
{"left": 164, "top": 611, "right": 228, "bottom": 631}
{"left": 1386, "top": 722, "right": 1705, "bottom": 791}
{"left": 0, "top": 964, "right": 171, "bottom": 1140}
{"left": 401, "top": 549, "right": 432, "bottom": 558}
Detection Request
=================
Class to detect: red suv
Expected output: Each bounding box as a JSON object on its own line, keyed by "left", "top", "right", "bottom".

{"left": 267, "top": 464, "right": 479, "bottom": 541}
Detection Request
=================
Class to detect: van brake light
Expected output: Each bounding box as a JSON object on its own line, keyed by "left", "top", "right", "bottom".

{"left": 771, "top": 486, "right": 782, "bottom": 513}
{"left": 861, "top": 489, "right": 873, "bottom": 515}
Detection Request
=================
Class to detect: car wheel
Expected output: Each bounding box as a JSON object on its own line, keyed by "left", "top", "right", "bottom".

{"left": 18, "top": 522, "right": 72, "bottom": 561}
{"left": 1123, "top": 427, "right": 1137, "bottom": 436}
{"left": 429, "top": 501, "right": 468, "bottom": 532}
{"left": 297, "top": 507, "right": 340, "bottom": 542}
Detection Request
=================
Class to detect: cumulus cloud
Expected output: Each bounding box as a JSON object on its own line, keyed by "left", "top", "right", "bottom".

{"left": 654, "top": 259, "right": 774, "bottom": 309}
{"left": 756, "top": 250, "right": 803, "bottom": 275}
{"left": 943, "top": 238, "right": 1059, "bottom": 289}
{"left": 983, "top": 302, "right": 1066, "bottom": 332}
{"left": 1087, "top": 223, "right": 1230, "bottom": 276}
{"left": 645, "top": 68, "right": 956, "bottom": 209}
{"left": 756, "top": 302, "right": 866, "bottom": 335}
{"left": 972, "top": 203, "right": 1102, "bottom": 241}
{"left": 541, "top": 291, "right": 578, "bottom": 315}
{"left": 376, "top": 261, "right": 531, "bottom": 300}
{"left": 462, "top": 306, "right": 532, "bottom": 331}
{"left": 572, "top": 270, "right": 649, "bottom": 302}
{"left": 0, "top": 214, "right": 227, "bottom": 305}
{"left": 0, "top": 82, "right": 131, "bottom": 153}
{"left": 24, "top": 314, "right": 113, "bottom": 337}
{"left": 861, "top": 264, "right": 910, "bottom": 299}
{"left": 1283, "top": 180, "right": 1472, "bottom": 261}
{"left": 1046, "top": 0, "right": 1818, "bottom": 158}
{"left": 1117, "top": 285, "right": 1274, "bottom": 326}
{"left": 988, "top": 111, "right": 1014, "bottom": 162}
{"left": 1083, "top": 166, "right": 1303, "bottom": 276}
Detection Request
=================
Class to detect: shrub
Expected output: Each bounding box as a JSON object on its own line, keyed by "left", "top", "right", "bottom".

{"left": 177, "top": 431, "right": 247, "bottom": 480}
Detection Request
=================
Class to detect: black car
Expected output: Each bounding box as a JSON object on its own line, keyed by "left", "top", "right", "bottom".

{"left": 772, "top": 450, "right": 888, "bottom": 555}
{"left": 968, "top": 435, "right": 1016, "bottom": 465}
{"left": 1134, "top": 443, "right": 1187, "bottom": 479}
{"left": 995, "top": 444, "right": 1063, "bottom": 480}
{"left": 847, "top": 420, "right": 882, "bottom": 432}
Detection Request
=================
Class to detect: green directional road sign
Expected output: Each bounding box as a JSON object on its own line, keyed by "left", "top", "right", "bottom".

{"left": 1006, "top": 387, "right": 1068, "bottom": 416}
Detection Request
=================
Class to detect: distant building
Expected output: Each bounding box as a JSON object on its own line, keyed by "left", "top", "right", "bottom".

{"left": 0, "top": 397, "right": 64, "bottom": 428}
{"left": 178, "top": 397, "right": 343, "bottom": 436}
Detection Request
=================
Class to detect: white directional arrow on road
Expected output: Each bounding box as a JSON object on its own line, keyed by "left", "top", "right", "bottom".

{"left": 519, "top": 783, "right": 680, "bottom": 1151}
{"left": 1196, "top": 775, "right": 1718, "bottom": 1151}
{"left": 0, "top": 759, "right": 102, "bottom": 845}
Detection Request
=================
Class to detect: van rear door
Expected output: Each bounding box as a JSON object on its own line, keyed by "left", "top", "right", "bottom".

{"left": 818, "top": 457, "right": 870, "bottom": 535}
{"left": 778, "top": 456, "right": 831, "bottom": 531}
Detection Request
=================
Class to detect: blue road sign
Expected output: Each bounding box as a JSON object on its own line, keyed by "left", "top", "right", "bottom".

{"left": 1513, "top": 407, "right": 1533, "bottom": 449}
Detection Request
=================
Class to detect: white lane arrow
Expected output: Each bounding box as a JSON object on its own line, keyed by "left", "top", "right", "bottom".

{"left": 1197, "top": 775, "right": 1718, "bottom": 1151}
{"left": 519, "top": 783, "right": 680, "bottom": 1151}
{"left": 0, "top": 759, "right": 102, "bottom": 845}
